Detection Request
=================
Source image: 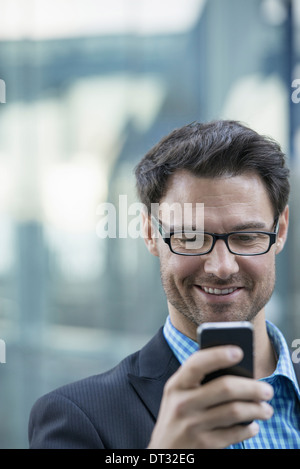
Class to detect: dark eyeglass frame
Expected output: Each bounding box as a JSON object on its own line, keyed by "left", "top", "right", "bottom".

{"left": 151, "top": 217, "right": 279, "bottom": 257}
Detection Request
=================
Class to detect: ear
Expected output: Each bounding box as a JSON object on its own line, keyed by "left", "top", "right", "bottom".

{"left": 141, "top": 211, "right": 159, "bottom": 257}
{"left": 275, "top": 205, "right": 289, "bottom": 254}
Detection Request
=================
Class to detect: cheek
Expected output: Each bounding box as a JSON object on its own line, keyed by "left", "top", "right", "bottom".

{"left": 240, "top": 255, "right": 275, "bottom": 279}
{"left": 161, "top": 253, "right": 203, "bottom": 279}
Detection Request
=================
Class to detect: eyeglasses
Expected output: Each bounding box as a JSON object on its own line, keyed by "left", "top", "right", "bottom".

{"left": 152, "top": 217, "right": 279, "bottom": 256}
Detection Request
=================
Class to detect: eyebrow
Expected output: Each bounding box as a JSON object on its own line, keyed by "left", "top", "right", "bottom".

{"left": 163, "top": 223, "right": 200, "bottom": 232}
{"left": 230, "top": 221, "right": 268, "bottom": 231}
{"left": 162, "top": 221, "right": 269, "bottom": 233}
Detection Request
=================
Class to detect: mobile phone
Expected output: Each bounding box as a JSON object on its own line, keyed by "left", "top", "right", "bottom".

{"left": 197, "top": 321, "right": 253, "bottom": 384}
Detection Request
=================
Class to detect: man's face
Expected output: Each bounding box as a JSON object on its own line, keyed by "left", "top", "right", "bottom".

{"left": 144, "top": 170, "right": 288, "bottom": 339}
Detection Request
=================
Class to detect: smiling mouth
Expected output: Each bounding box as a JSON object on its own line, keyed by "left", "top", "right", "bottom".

{"left": 199, "top": 286, "right": 240, "bottom": 296}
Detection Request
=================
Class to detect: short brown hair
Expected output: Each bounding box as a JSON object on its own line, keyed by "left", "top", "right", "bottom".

{"left": 134, "top": 120, "right": 290, "bottom": 216}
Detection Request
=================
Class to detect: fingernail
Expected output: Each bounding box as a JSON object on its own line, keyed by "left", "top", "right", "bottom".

{"left": 249, "top": 421, "right": 260, "bottom": 435}
{"left": 261, "top": 401, "right": 274, "bottom": 418}
{"left": 262, "top": 383, "right": 274, "bottom": 399}
{"left": 228, "top": 346, "right": 243, "bottom": 360}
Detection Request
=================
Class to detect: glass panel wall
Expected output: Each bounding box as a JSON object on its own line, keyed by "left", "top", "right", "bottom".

{"left": 0, "top": 0, "right": 299, "bottom": 447}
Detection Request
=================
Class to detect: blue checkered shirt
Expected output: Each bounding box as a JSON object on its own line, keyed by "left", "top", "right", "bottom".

{"left": 163, "top": 316, "right": 300, "bottom": 449}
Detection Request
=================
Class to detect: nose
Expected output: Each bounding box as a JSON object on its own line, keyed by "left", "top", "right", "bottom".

{"left": 203, "top": 239, "right": 239, "bottom": 279}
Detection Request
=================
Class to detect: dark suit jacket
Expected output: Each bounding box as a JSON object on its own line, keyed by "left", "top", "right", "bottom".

{"left": 28, "top": 327, "right": 300, "bottom": 449}
{"left": 28, "top": 328, "right": 180, "bottom": 448}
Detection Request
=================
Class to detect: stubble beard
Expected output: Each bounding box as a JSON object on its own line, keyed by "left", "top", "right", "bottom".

{"left": 160, "top": 265, "right": 276, "bottom": 327}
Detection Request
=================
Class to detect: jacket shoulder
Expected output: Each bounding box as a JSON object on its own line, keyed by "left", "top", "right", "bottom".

{"left": 28, "top": 327, "right": 177, "bottom": 448}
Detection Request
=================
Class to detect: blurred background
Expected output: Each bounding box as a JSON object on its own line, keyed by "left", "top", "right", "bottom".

{"left": 0, "top": 0, "right": 299, "bottom": 448}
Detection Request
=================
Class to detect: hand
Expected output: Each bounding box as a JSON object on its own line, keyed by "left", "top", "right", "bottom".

{"left": 147, "top": 346, "right": 274, "bottom": 449}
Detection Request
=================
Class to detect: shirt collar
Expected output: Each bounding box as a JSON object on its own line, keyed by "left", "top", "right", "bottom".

{"left": 163, "top": 315, "right": 198, "bottom": 364}
{"left": 264, "top": 320, "right": 300, "bottom": 396}
{"left": 163, "top": 315, "right": 300, "bottom": 396}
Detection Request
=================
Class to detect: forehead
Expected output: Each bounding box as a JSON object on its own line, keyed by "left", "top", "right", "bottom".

{"left": 159, "top": 170, "right": 274, "bottom": 226}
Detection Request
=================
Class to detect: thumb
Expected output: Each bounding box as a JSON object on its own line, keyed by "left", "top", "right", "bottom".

{"left": 175, "top": 346, "right": 243, "bottom": 390}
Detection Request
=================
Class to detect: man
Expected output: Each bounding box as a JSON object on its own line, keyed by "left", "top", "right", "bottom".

{"left": 28, "top": 120, "right": 300, "bottom": 449}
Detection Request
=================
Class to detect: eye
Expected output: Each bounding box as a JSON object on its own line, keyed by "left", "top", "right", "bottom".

{"left": 231, "top": 234, "right": 258, "bottom": 243}
{"left": 171, "top": 232, "right": 206, "bottom": 250}
{"left": 174, "top": 233, "right": 198, "bottom": 244}
{"left": 229, "top": 232, "right": 270, "bottom": 246}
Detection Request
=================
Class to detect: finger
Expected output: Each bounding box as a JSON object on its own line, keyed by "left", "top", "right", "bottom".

{"left": 207, "top": 421, "right": 260, "bottom": 449}
{"left": 178, "top": 376, "right": 274, "bottom": 417}
{"left": 202, "top": 399, "right": 274, "bottom": 430}
{"left": 172, "top": 376, "right": 274, "bottom": 422}
{"left": 171, "top": 346, "right": 243, "bottom": 390}
{"left": 196, "top": 375, "right": 274, "bottom": 409}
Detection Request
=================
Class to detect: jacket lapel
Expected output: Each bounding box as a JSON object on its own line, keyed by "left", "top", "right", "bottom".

{"left": 128, "top": 328, "right": 180, "bottom": 420}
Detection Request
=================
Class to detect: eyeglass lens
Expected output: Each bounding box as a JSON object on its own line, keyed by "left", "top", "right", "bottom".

{"left": 170, "top": 232, "right": 272, "bottom": 255}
